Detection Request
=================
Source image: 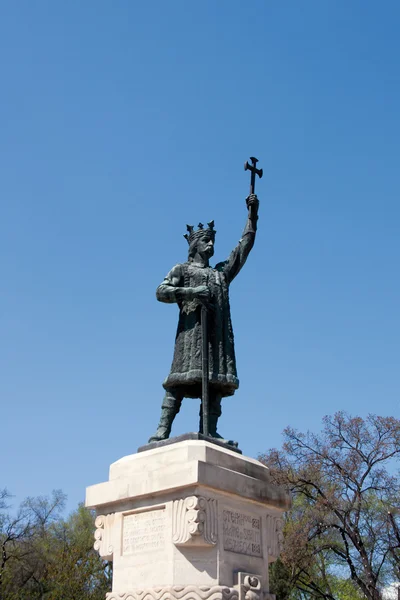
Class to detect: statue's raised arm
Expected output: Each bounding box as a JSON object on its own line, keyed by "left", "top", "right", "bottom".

{"left": 216, "top": 194, "right": 259, "bottom": 284}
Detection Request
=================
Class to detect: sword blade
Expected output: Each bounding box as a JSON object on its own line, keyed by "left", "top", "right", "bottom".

{"left": 201, "top": 304, "right": 209, "bottom": 436}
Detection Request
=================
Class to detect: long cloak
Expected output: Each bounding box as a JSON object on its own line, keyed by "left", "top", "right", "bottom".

{"left": 157, "top": 230, "right": 255, "bottom": 399}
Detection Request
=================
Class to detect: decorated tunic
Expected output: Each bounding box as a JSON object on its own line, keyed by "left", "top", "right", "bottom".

{"left": 157, "top": 228, "right": 256, "bottom": 399}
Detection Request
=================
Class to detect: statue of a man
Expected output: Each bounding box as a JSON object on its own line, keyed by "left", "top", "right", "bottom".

{"left": 149, "top": 194, "right": 259, "bottom": 443}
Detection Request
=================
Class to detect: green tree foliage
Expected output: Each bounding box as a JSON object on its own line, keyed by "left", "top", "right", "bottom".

{"left": 262, "top": 413, "right": 400, "bottom": 600}
{"left": 269, "top": 555, "right": 365, "bottom": 600}
{"left": 0, "top": 490, "right": 111, "bottom": 600}
{"left": 269, "top": 558, "right": 295, "bottom": 600}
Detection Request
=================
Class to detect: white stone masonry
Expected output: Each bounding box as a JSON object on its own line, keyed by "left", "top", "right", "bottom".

{"left": 86, "top": 440, "right": 290, "bottom": 600}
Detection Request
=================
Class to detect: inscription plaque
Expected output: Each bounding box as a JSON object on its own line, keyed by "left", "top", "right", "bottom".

{"left": 123, "top": 508, "right": 166, "bottom": 555}
{"left": 223, "top": 509, "right": 262, "bottom": 557}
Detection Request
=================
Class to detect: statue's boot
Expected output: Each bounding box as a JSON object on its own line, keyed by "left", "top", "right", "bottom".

{"left": 200, "top": 397, "right": 238, "bottom": 449}
{"left": 148, "top": 392, "right": 182, "bottom": 443}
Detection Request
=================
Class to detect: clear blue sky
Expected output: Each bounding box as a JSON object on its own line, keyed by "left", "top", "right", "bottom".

{"left": 1, "top": 1, "right": 399, "bottom": 513}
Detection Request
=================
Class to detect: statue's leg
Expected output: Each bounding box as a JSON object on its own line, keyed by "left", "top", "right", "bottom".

{"left": 148, "top": 390, "right": 182, "bottom": 443}
{"left": 198, "top": 402, "right": 203, "bottom": 434}
{"left": 199, "top": 392, "right": 222, "bottom": 437}
{"left": 208, "top": 392, "right": 223, "bottom": 439}
{"left": 206, "top": 393, "right": 238, "bottom": 448}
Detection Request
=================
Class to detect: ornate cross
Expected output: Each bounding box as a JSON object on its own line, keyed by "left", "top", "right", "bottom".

{"left": 244, "top": 156, "right": 263, "bottom": 195}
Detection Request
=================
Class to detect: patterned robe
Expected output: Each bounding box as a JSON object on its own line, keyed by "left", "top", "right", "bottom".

{"left": 157, "top": 228, "right": 256, "bottom": 399}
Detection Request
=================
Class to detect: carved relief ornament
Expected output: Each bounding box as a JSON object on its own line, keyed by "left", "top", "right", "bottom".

{"left": 266, "top": 515, "right": 284, "bottom": 559}
{"left": 172, "top": 495, "right": 217, "bottom": 546}
{"left": 107, "top": 586, "right": 238, "bottom": 600}
{"left": 94, "top": 514, "right": 114, "bottom": 560}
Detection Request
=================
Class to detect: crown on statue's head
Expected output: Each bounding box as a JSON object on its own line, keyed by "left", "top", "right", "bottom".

{"left": 184, "top": 221, "right": 216, "bottom": 245}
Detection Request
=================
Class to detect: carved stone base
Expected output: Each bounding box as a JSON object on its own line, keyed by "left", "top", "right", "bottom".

{"left": 86, "top": 440, "right": 290, "bottom": 597}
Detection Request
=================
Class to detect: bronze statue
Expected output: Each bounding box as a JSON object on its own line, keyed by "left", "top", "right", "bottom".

{"left": 149, "top": 158, "right": 262, "bottom": 445}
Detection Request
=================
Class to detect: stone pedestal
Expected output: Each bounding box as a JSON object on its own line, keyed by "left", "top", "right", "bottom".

{"left": 86, "top": 440, "right": 290, "bottom": 600}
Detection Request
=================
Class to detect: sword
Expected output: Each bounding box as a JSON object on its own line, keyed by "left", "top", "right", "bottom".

{"left": 201, "top": 304, "right": 209, "bottom": 437}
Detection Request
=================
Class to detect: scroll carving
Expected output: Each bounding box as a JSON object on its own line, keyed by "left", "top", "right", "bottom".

{"left": 266, "top": 515, "right": 284, "bottom": 559}
{"left": 94, "top": 514, "right": 114, "bottom": 560}
{"left": 172, "top": 495, "right": 217, "bottom": 546}
{"left": 236, "top": 572, "right": 263, "bottom": 600}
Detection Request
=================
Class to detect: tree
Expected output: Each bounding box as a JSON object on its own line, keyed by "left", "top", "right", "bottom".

{"left": 386, "top": 511, "right": 400, "bottom": 600}
{"left": 0, "top": 490, "right": 111, "bottom": 599}
{"left": 43, "top": 503, "right": 112, "bottom": 599}
{"left": 261, "top": 413, "right": 400, "bottom": 600}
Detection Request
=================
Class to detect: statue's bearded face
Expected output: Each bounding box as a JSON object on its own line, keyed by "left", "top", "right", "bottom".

{"left": 196, "top": 235, "right": 215, "bottom": 259}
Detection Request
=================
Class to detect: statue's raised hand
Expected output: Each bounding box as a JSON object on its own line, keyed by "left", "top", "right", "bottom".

{"left": 246, "top": 194, "right": 259, "bottom": 216}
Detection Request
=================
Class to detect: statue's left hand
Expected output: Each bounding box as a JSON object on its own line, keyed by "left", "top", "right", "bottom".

{"left": 246, "top": 194, "right": 259, "bottom": 215}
